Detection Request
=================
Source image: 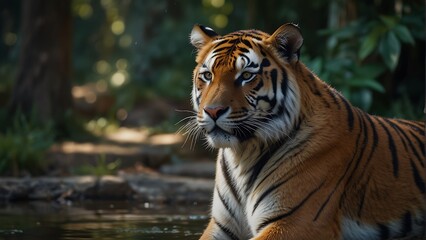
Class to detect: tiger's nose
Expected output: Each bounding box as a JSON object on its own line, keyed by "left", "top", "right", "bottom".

{"left": 203, "top": 106, "right": 229, "bottom": 120}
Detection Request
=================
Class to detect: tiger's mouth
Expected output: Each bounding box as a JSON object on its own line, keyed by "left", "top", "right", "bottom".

{"left": 202, "top": 121, "right": 256, "bottom": 147}
{"left": 207, "top": 126, "right": 231, "bottom": 135}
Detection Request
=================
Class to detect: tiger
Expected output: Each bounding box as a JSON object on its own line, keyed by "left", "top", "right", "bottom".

{"left": 185, "top": 23, "right": 425, "bottom": 240}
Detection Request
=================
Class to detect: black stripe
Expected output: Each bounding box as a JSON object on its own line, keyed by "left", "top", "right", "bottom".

{"left": 339, "top": 110, "right": 367, "bottom": 209}
{"left": 303, "top": 71, "right": 330, "bottom": 108}
{"left": 199, "top": 25, "right": 218, "bottom": 37}
{"left": 357, "top": 174, "right": 372, "bottom": 217}
{"left": 216, "top": 187, "right": 238, "bottom": 220}
{"left": 213, "top": 58, "right": 225, "bottom": 68}
{"left": 313, "top": 192, "right": 333, "bottom": 221}
{"left": 410, "top": 159, "right": 425, "bottom": 193}
{"left": 349, "top": 114, "right": 376, "bottom": 217}
{"left": 254, "top": 58, "right": 271, "bottom": 91}
{"left": 221, "top": 152, "right": 242, "bottom": 204}
{"left": 366, "top": 114, "right": 379, "bottom": 148}
{"left": 359, "top": 113, "right": 379, "bottom": 168}
{"left": 326, "top": 87, "right": 340, "bottom": 109}
{"left": 337, "top": 93, "right": 354, "bottom": 131}
{"left": 270, "top": 69, "right": 278, "bottom": 96}
{"left": 345, "top": 109, "right": 369, "bottom": 182}
{"left": 239, "top": 47, "right": 250, "bottom": 53}
{"left": 384, "top": 119, "right": 424, "bottom": 167}
{"left": 253, "top": 79, "right": 263, "bottom": 91}
{"left": 398, "top": 120, "right": 425, "bottom": 135}
{"left": 268, "top": 129, "right": 307, "bottom": 163}
{"left": 241, "top": 39, "right": 253, "bottom": 48}
{"left": 383, "top": 119, "right": 408, "bottom": 150}
{"left": 214, "top": 218, "right": 240, "bottom": 240}
{"left": 257, "top": 181, "right": 325, "bottom": 232}
{"left": 376, "top": 118, "right": 399, "bottom": 177}
{"left": 246, "top": 96, "right": 257, "bottom": 108}
{"left": 280, "top": 69, "right": 288, "bottom": 102}
{"left": 252, "top": 137, "right": 307, "bottom": 195}
{"left": 196, "top": 95, "right": 201, "bottom": 106}
{"left": 213, "top": 46, "right": 231, "bottom": 53}
{"left": 378, "top": 223, "right": 390, "bottom": 240}
{"left": 246, "top": 140, "right": 285, "bottom": 192}
{"left": 352, "top": 114, "right": 378, "bottom": 187}
{"left": 245, "top": 32, "right": 263, "bottom": 40}
{"left": 260, "top": 58, "right": 271, "bottom": 68}
{"left": 247, "top": 62, "right": 259, "bottom": 68}
{"left": 318, "top": 110, "right": 366, "bottom": 220}
{"left": 407, "top": 129, "right": 425, "bottom": 157}
{"left": 252, "top": 158, "right": 290, "bottom": 192}
{"left": 306, "top": 73, "right": 322, "bottom": 96}
{"left": 399, "top": 211, "right": 412, "bottom": 237}
{"left": 252, "top": 172, "right": 297, "bottom": 215}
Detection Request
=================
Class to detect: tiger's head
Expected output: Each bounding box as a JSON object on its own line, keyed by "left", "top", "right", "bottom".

{"left": 190, "top": 23, "right": 303, "bottom": 149}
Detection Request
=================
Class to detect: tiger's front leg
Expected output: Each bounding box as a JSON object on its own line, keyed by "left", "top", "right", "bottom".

{"left": 199, "top": 186, "right": 250, "bottom": 239}
{"left": 199, "top": 219, "right": 216, "bottom": 240}
{"left": 250, "top": 221, "right": 341, "bottom": 240}
{"left": 199, "top": 212, "right": 243, "bottom": 239}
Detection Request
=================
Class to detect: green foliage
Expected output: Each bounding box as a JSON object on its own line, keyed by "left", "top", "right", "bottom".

{"left": 304, "top": 3, "right": 424, "bottom": 115}
{"left": 358, "top": 15, "right": 416, "bottom": 71}
{"left": 0, "top": 110, "right": 55, "bottom": 176}
{"left": 72, "top": 0, "right": 211, "bottom": 111}
{"left": 0, "top": 0, "right": 424, "bottom": 130}
{"left": 73, "top": 154, "right": 121, "bottom": 176}
{"left": 85, "top": 116, "right": 119, "bottom": 136}
{"left": 304, "top": 56, "right": 387, "bottom": 110}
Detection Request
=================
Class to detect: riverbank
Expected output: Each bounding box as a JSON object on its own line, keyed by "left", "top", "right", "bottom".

{"left": 0, "top": 172, "right": 214, "bottom": 204}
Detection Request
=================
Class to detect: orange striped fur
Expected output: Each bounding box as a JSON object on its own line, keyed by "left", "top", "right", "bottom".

{"left": 187, "top": 23, "right": 425, "bottom": 240}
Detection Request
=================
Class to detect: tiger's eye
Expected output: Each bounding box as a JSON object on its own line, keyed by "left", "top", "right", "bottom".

{"left": 203, "top": 72, "right": 212, "bottom": 81}
{"left": 242, "top": 72, "right": 253, "bottom": 80}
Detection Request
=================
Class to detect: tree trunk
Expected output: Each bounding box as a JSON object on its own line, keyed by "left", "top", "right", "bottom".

{"left": 9, "top": 0, "right": 72, "bottom": 128}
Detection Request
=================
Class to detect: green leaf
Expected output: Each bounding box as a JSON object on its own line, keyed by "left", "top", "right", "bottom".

{"left": 359, "top": 33, "right": 379, "bottom": 60}
{"left": 354, "top": 64, "right": 386, "bottom": 78}
{"left": 393, "top": 24, "right": 415, "bottom": 45}
{"left": 358, "top": 23, "right": 387, "bottom": 60}
{"left": 348, "top": 78, "right": 385, "bottom": 93}
{"left": 379, "top": 31, "right": 401, "bottom": 71}
{"left": 379, "top": 15, "right": 398, "bottom": 28}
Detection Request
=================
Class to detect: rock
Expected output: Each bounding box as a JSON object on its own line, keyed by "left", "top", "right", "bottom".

{"left": 122, "top": 173, "right": 214, "bottom": 204}
{"left": 0, "top": 174, "right": 214, "bottom": 203}
{"left": 0, "top": 178, "right": 29, "bottom": 201}
{"left": 85, "top": 175, "right": 134, "bottom": 199}
{"left": 28, "top": 179, "right": 71, "bottom": 200}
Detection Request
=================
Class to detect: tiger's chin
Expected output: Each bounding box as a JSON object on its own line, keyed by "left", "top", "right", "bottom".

{"left": 205, "top": 129, "right": 240, "bottom": 149}
{"left": 205, "top": 127, "right": 256, "bottom": 149}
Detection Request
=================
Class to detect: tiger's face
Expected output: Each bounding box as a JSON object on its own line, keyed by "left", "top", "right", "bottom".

{"left": 190, "top": 24, "right": 304, "bottom": 148}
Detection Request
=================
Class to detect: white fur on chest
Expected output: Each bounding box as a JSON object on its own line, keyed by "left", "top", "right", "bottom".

{"left": 212, "top": 148, "right": 282, "bottom": 237}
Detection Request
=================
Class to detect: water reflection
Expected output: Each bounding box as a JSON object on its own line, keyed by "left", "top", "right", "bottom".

{"left": 0, "top": 201, "right": 209, "bottom": 240}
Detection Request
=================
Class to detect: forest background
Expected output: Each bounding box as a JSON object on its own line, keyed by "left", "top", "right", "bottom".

{"left": 0, "top": 0, "right": 424, "bottom": 176}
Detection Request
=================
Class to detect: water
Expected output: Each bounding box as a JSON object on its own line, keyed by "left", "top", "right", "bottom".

{"left": 0, "top": 201, "right": 209, "bottom": 240}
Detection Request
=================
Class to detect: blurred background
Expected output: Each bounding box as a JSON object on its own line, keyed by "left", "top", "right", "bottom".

{"left": 0, "top": 0, "right": 424, "bottom": 177}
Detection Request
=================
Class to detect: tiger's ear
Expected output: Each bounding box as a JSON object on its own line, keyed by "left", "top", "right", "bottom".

{"left": 267, "top": 23, "right": 303, "bottom": 61}
{"left": 190, "top": 24, "right": 219, "bottom": 50}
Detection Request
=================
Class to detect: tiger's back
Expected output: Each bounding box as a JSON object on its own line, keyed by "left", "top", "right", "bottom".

{"left": 188, "top": 23, "right": 425, "bottom": 239}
